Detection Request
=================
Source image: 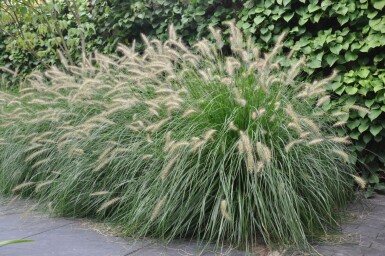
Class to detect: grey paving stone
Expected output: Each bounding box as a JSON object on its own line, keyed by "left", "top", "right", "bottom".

{"left": 0, "top": 224, "right": 148, "bottom": 256}
{"left": 315, "top": 245, "right": 364, "bottom": 256}
{"left": 129, "top": 240, "right": 246, "bottom": 256}
{"left": 0, "top": 213, "right": 75, "bottom": 240}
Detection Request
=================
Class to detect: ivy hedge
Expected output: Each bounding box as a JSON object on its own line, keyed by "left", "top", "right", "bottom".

{"left": 0, "top": 0, "right": 384, "bottom": 196}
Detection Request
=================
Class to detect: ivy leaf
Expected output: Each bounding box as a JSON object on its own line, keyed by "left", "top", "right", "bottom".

{"left": 358, "top": 122, "right": 369, "bottom": 133}
{"left": 261, "top": 32, "right": 272, "bottom": 42}
{"left": 369, "top": 109, "right": 382, "bottom": 121}
{"left": 283, "top": 12, "right": 294, "bottom": 22}
{"left": 370, "top": 125, "right": 383, "bottom": 136}
{"left": 337, "top": 15, "right": 349, "bottom": 25}
{"left": 253, "top": 16, "right": 265, "bottom": 25}
{"left": 373, "top": 0, "right": 385, "bottom": 10}
{"left": 368, "top": 174, "right": 380, "bottom": 184}
{"left": 363, "top": 133, "right": 372, "bottom": 144}
{"left": 344, "top": 51, "right": 358, "bottom": 62}
{"left": 345, "top": 86, "right": 358, "bottom": 95}
{"left": 330, "top": 44, "right": 343, "bottom": 54}
{"left": 308, "top": 4, "right": 320, "bottom": 13}
{"left": 357, "top": 68, "right": 370, "bottom": 78}
{"left": 326, "top": 54, "right": 339, "bottom": 66}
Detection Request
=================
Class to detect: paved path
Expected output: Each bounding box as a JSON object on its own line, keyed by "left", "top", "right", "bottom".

{"left": 0, "top": 198, "right": 245, "bottom": 256}
{"left": 1, "top": 195, "right": 385, "bottom": 256}
{"left": 314, "top": 194, "right": 385, "bottom": 256}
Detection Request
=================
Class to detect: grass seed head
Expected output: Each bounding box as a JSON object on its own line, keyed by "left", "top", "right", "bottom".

{"left": 97, "top": 197, "right": 121, "bottom": 213}
{"left": 220, "top": 200, "right": 231, "bottom": 221}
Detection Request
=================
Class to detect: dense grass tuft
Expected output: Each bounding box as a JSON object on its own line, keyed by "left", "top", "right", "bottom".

{"left": 0, "top": 23, "right": 355, "bottom": 250}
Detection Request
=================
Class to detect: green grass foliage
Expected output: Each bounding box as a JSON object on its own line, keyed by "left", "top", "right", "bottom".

{"left": 1, "top": 0, "right": 384, "bottom": 192}
{"left": 0, "top": 24, "right": 356, "bottom": 250}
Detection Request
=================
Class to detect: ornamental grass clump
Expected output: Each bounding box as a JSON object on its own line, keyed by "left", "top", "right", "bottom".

{"left": 0, "top": 23, "right": 357, "bottom": 250}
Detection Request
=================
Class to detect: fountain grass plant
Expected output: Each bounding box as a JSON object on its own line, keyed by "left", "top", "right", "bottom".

{"left": 0, "top": 23, "right": 361, "bottom": 250}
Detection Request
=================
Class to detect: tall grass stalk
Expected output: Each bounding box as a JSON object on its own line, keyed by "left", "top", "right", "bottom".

{"left": 0, "top": 23, "right": 356, "bottom": 251}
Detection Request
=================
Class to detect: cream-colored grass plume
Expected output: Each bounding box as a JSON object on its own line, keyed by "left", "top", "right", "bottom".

{"left": 285, "top": 139, "right": 304, "bottom": 152}
{"left": 308, "top": 138, "right": 324, "bottom": 145}
{"left": 301, "top": 118, "right": 320, "bottom": 134}
{"left": 35, "top": 180, "right": 54, "bottom": 192}
{"left": 285, "top": 104, "right": 300, "bottom": 124}
{"left": 25, "top": 148, "right": 50, "bottom": 162}
{"left": 151, "top": 198, "right": 165, "bottom": 221}
{"left": 330, "top": 136, "right": 351, "bottom": 144}
{"left": 182, "top": 109, "right": 197, "bottom": 118}
{"left": 97, "top": 197, "right": 121, "bottom": 213}
{"left": 203, "top": 129, "right": 217, "bottom": 141}
{"left": 332, "top": 149, "right": 350, "bottom": 162}
{"left": 160, "top": 156, "right": 178, "bottom": 180}
{"left": 353, "top": 175, "right": 367, "bottom": 189}
{"left": 255, "top": 142, "right": 271, "bottom": 164}
{"left": 333, "top": 121, "right": 347, "bottom": 127}
{"left": 348, "top": 105, "right": 369, "bottom": 114}
{"left": 12, "top": 182, "right": 35, "bottom": 192}
{"left": 288, "top": 122, "right": 302, "bottom": 134}
{"left": 145, "top": 118, "right": 170, "bottom": 133}
{"left": 31, "top": 158, "right": 50, "bottom": 169}
{"left": 90, "top": 191, "right": 110, "bottom": 196}
{"left": 220, "top": 199, "right": 231, "bottom": 221}
{"left": 316, "top": 95, "right": 330, "bottom": 107}
{"left": 331, "top": 111, "right": 348, "bottom": 117}
{"left": 239, "top": 131, "right": 255, "bottom": 173}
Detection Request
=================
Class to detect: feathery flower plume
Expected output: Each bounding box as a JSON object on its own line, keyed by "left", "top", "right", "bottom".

{"left": 285, "top": 139, "right": 304, "bottom": 152}
{"left": 332, "top": 111, "right": 348, "bottom": 117}
{"left": 97, "top": 197, "right": 121, "bottom": 213}
{"left": 239, "top": 131, "right": 255, "bottom": 173}
{"left": 288, "top": 122, "right": 302, "bottom": 134}
{"left": 182, "top": 109, "right": 197, "bottom": 118}
{"left": 332, "top": 149, "right": 349, "bottom": 162}
{"left": 208, "top": 26, "right": 224, "bottom": 49}
{"left": 285, "top": 104, "right": 300, "bottom": 124}
{"left": 333, "top": 121, "right": 347, "bottom": 127}
{"left": 35, "top": 180, "right": 54, "bottom": 192}
{"left": 299, "top": 132, "right": 310, "bottom": 139}
{"left": 274, "top": 101, "right": 281, "bottom": 111}
{"left": 220, "top": 200, "right": 231, "bottom": 221}
{"left": 256, "top": 142, "right": 272, "bottom": 164}
{"left": 316, "top": 95, "right": 330, "bottom": 107}
{"left": 308, "top": 138, "right": 324, "bottom": 145}
{"left": 161, "top": 156, "right": 178, "bottom": 180}
{"left": 330, "top": 136, "right": 351, "bottom": 144}
{"left": 12, "top": 182, "right": 35, "bottom": 192}
{"left": 32, "top": 159, "right": 50, "bottom": 169}
{"left": 229, "top": 121, "right": 239, "bottom": 131}
{"left": 145, "top": 118, "right": 170, "bottom": 133}
{"left": 94, "top": 158, "right": 111, "bottom": 173}
{"left": 353, "top": 175, "right": 366, "bottom": 189}
{"left": 25, "top": 148, "right": 50, "bottom": 162}
{"left": 302, "top": 118, "right": 320, "bottom": 134}
{"left": 169, "top": 141, "right": 190, "bottom": 153}
{"left": 191, "top": 139, "right": 206, "bottom": 152}
{"left": 235, "top": 98, "right": 247, "bottom": 107}
{"left": 151, "top": 198, "right": 165, "bottom": 221}
{"left": 148, "top": 108, "right": 160, "bottom": 117}
{"left": 203, "top": 129, "right": 217, "bottom": 141}
{"left": 257, "top": 108, "right": 266, "bottom": 117}
{"left": 348, "top": 105, "right": 370, "bottom": 114}
{"left": 90, "top": 191, "right": 110, "bottom": 196}
{"left": 142, "top": 154, "right": 153, "bottom": 160}
{"left": 256, "top": 161, "right": 264, "bottom": 173}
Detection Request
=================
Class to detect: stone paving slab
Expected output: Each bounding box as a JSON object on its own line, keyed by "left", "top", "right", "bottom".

{"left": 0, "top": 197, "right": 246, "bottom": 256}
{"left": 2, "top": 195, "right": 385, "bottom": 255}
{"left": 314, "top": 194, "right": 385, "bottom": 256}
